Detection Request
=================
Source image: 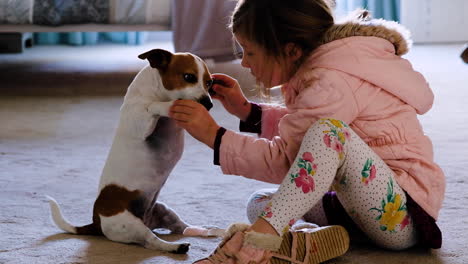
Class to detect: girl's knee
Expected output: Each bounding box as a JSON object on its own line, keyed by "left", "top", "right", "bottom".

{"left": 245, "top": 188, "right": 276, "bottom": 223}
{"left": 246, "top": 189, "right": 276, "bottom": 203}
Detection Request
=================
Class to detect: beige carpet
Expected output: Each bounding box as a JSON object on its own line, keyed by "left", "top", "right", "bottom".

{"left": 0, "top": 43, "right": 467, "bottom": 264}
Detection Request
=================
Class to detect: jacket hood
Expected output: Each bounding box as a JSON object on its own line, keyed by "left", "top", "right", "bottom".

{"left": 305, "top": 12, "right": 434, "bottom": 114}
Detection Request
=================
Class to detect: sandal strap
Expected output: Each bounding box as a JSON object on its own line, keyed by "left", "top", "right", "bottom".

{"left": 271, "top": 226, "right": 349, "bottom": 264}
{"left": 270, "top": 252, "right": 304, "bottom": 264}
{"left": 291, "top": 231, "right": 298, "bottom": 261}
{"left": 207, "top": 247, "right": 232, "bottom": 263}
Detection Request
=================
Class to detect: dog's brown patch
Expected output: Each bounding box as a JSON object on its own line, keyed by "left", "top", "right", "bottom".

{"left": 202, "top": 62, "right": 212, "bottom": 91}
{"left": 94, "top": 184, "right": 143, "bottom": 217}
{"left": 159, "top": 54, "right": 199, "bottom": 91}
{"left": 73, "top": 184, "right": 143, "bottom": 236}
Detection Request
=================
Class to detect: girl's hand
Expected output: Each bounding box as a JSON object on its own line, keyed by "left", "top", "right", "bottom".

{"left": 169, "top": 100, "right": 220, "bottom": 148}
{"left": 211, "top": 73, "right": 252, "bottom": 121}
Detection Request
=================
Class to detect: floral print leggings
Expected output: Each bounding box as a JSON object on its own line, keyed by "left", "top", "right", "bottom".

{"left": 247, "top": 119, "right": 417, "bottom": 250}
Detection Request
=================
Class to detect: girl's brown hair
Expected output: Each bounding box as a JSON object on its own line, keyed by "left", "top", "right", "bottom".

{"left": 229, "top": 0, "right": 334, "bottom": 91}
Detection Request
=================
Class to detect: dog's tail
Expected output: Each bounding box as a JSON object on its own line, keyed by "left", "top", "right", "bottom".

{"left": 45, "top": 195, "right": 102, "bottom": 236}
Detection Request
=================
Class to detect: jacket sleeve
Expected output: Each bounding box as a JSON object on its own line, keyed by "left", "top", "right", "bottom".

{"left": 258, "top": 103, "right": 289, "bottom": 139}
{"left": 239, "top": 102, "right": 289, "bottom": 139}
{"left": 219, "top": 70, "right": 360, "bottom": 184}
{"left": 239, "top": 102, "right": 263, "bottom": 134}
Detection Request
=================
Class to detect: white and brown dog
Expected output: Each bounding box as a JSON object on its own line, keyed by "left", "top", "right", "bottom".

{"left": 46, "top": 49, "right": 222, "bottom": 254}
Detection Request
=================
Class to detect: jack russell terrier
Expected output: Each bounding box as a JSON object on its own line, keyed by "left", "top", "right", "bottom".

{"left": 46, "top": 49, "right": 223, "bottom": 254}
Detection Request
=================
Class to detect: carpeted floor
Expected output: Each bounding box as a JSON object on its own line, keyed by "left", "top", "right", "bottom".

{"left": 0, "top": 42, "right": 467, "bottom": 264}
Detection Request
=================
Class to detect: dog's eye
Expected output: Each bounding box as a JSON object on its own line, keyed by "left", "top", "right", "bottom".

{"left": 183, "top": 73, "right": 197, "bottom": 83}
{"left": 206, "top": 79, "right": 213, "bottom": 87}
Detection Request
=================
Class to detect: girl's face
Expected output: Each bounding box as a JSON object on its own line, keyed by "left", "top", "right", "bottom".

{"left": 234, "top": 33, "right": 287, "bottom": 88}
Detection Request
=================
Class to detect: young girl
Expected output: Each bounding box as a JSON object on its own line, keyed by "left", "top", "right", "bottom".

{"left": 170, "top": 0, "right": 445, "bottom": 263}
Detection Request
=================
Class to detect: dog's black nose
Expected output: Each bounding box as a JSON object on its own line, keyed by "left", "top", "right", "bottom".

{"left": 198, "top": 95, "right": 213, "bottom": 111}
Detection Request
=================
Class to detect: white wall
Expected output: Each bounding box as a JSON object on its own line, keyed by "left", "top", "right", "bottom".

{"left": 400, "top": 0, "right": 468, "bottom": 43}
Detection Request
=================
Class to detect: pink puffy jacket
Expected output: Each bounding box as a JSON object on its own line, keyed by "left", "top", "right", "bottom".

{"left": 219, "top": 20, "right": 445, "bottom": 220}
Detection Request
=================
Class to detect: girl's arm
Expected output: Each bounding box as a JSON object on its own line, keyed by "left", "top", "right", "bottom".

{"left": 171, "top": 70, "right": 360, "bottom": 184}
{"left": 211, "top": 73, "right": 289, "bottom": 139}
{"left": 218, "top": 71, "right": 360, "bottom": 184}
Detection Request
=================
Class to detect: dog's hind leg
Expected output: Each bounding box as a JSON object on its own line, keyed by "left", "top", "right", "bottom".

{"left": 100, "top": 210, "right": 189, "bottom": 253}
{"left": 145, "top": 202, "right": 189, "bottom": 234}
{"left": 145, "top": 202, "right": 225, "bottom": 237}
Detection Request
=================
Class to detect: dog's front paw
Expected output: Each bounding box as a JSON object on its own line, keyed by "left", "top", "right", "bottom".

{"left": 206, "top": 227, "right": 226, "bottom": 237}
{"left": 183, "top": 226, "right": 226, "bottom": 237}
{"left": 147, "top": 101, "right": 174, "bottom": 117}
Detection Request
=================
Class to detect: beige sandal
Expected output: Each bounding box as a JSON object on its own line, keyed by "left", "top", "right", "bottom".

{"left": 194, "top": 224, "right": 349, "bottom": 264}
{"left": 271, "top": 225, "right": 349, "bottom": 264}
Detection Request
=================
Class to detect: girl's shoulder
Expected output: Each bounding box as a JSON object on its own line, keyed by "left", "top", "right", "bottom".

{"left": 289, "top": 66, "right": 351, "bottom": 93}
{"left": 284, "top": 67, "right": 357, "bottom": 108}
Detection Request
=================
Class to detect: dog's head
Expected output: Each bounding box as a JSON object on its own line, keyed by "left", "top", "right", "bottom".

{"left": 138, "top": 49, "right": 213, "bottom": 110}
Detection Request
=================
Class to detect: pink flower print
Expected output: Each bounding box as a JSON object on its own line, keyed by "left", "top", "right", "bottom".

{"left": 302, "top": 152, "right": 314, "bottom": 163}
{"left": 369, "top": 165, "right": 377, "bottom": 181}
{"left": 312, "top": 163, "right": 318, "bottom": 170}
{"left": 295, "top": 168, "right": 315, "bottom": 193}
{"left": 261, "top": 206, "right": 273, "bottom": 218}
{"left": 323, "top": 134, "right": 331, "bottom": 147}
{"left": 342, "top": 128, "right": 351, "bottom": 140}
{"left": 400, "top": 215, "right": 410, "bottom": 230}
{"left": 331, "top": 138, "right": 343, "bottom": 152}
{"left": 361, "top": 159, "right": 377, "bottom": 185}
{"left": 299, "top": 168, "right": 308, "bottom": 178}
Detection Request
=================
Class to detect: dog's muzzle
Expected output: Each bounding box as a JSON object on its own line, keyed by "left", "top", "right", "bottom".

{"left": 198, "top": 95, "right": 213, "bottom": 111}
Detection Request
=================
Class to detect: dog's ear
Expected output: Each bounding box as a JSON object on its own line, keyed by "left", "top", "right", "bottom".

{"left": 138, "top": 49, "right": 173, "bottom": 70}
